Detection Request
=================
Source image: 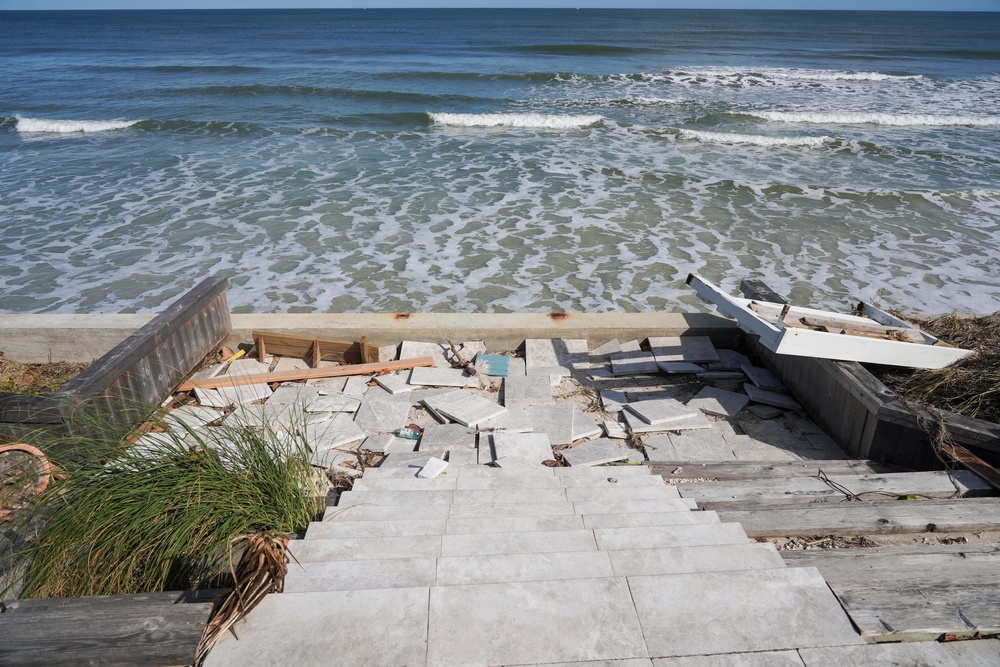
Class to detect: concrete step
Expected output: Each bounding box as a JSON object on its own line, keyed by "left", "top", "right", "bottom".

{"left": 283, "top": 544, "right": 787, "bottom": 593}
{"left": 351, "top": 474, "right": 667, "bottom": 492}
{"left": 294, "top": 522, "right": 750, "bottom": 562}
{"left": 206, "top": 570, "right": 862, "bottom": 666}
{"left": 593, "top": 524, "right": 749, "bottom": 551}
{"left": 337, "top": 485, "right": 681, "bottom": 508}
{"left": 306, "top": 514, "right": 587, "bottom": 539}
{"left": 581, "top": 510, "right": 721, "bottom": 529}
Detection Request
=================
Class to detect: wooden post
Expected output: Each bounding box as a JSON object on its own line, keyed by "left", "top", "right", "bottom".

{"left": 256, "top": 334, "right": 266, "bottom": 363}
{"left": 311, "top": 340, "right": 320, "bottom": 369}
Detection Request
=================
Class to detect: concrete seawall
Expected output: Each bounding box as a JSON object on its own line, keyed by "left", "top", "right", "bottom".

{"left": 0, "top": 312, "right": 738, "bottom": 363}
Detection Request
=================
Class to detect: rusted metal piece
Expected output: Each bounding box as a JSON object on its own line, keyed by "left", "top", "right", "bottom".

{"left": 393, "top": 312, "right": 412, "bottom": 320}
{"left": 548, "top": 312, "right": 570, "bottom": 321}
{"left": 940, "top": 442, "right": 1000, "bottom": 492}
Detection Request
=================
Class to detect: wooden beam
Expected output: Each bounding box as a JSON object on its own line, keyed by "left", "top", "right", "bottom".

{"left": 250, "top": 331, "right": 379, "bottom": 366}
{"left": 940, "top": 442, "right": 1000, "bottom": 492}
{"left": 176, "top": 357, "right": 434, "bottom": 392}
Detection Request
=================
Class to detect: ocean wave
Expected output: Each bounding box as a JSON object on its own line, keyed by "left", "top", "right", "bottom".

{"left": 582, "top": 67, "right": 923, "bottom": 87}
{"left": 675, "top": 129, "right": 833, "bottom": 147}
{"left": 14, "top": 116, "right": 139, "bottom": 133}
{"left": 143, "top": 64, "right": 266, "bottom": 74}
{"left": 177, "top": 84, "right": 491, "bottom": 105}
{"left": 753, "top": 111, "right": 1000, "bottom": 126}
{"left": 427, "top": 112, "right": 603, "bottom": 128}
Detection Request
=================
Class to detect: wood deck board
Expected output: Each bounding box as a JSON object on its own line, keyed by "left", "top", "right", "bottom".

{"left": 719, "top": 497, "right": 1000, "bottom": 537}
{"left": 647, "top": 459, "right": 895, "bottom": 481}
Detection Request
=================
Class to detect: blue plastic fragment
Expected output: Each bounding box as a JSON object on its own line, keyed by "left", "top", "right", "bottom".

{"left": 476, "top": 353, "right": 510, "bottom": 377}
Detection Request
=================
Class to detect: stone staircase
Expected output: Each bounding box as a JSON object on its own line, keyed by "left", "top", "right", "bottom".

{"left": 205, "top": 463, "right": 877, "bottom": 666}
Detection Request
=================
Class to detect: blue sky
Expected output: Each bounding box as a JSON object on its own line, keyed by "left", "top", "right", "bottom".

{"left": 3, "top": 1, "right": 999, "bottom": 10}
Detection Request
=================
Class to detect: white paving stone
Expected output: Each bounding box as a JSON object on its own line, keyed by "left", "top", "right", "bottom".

{"left": 591, "top": 339, "right": 623, "bottom": 357}
{"left": 305, "top": 393, "right": 361, "bottom": 413}
{"left": 193, "top": 386, "right": 230, "bottom": 408}
{"left": 603, "top": 419, "right": 628, "bottom": 439}
{"left": 203, "top": 587, "right": 429, "bottom": 667}
{"left": 427, "top": 577, "right": 648, "bottom": 667}
{"left": 625, "top": 399, "right": 701, "bottom": 426}
{"left": 398, "top": 340, "right": 451, "bottom": 367}
{"left": 609, "top": 543, "right": 785, "bottom": 577}
{"left": 358, "top": 433, "right": 396, "bottom": 453}
{"left": 477, "top": 407, "right": 534, "bottom": 433}
{"left": 649, "top": 336, "right": 720, "bottom": 363}
{"left": 744, "top": 383, "right": 802, "bottom": 410}
{"left": 600, "top": 390, "right": 628, "bottom": 412}
{"left": 424, "top": 389, "right": 506, "bottom": 427}
{"left": 563, "top": 438, "right": 629, "bottom": 467}
{"left": 435, "top": 551, "right": 614, "bottom": 587}
{"left": 610, "top": 351, "right": 659, "bottom": 375}
{"left": 342, "top": 375, "right": 372, "bottom": 397}
{"left": 417, "top": 456, "right": 448, "bottom": 478}
{"left": 283, "top": 557, "right": 436, "bottom": 593}
{"left": 524, "top": 403, "right": 576, "bottom": 445}
{"left": 446, "top": 514, "right": 585, "bottom": 534}
{"left": 353, "top": 399, "right": 412, "bottom": 432}
{"left": 289, "top": 535, "right": 442, "bottom": 561}
{"left": 628, "top": 568, "right": 863, "bottom": 657}
{"left": 307, "top": 518, "right": 447, "bottom": 538}
{"left": 163, "top": 405, "right": 225, "bottom": 431}
{"left": 741, "top": 363, "right": 786, "bottom": 392}
{"left": 408, "top": 366, "right": 476, "bottom": 388}
{"left": 440, "top": 529, "right": 596, "bottom": 557}
{"left": 306, "top": 413, "right": 366, "bottom": 452}
{"left": 572, "top": 407, "right": 604, "bottom": 441}
{"left": 652, "top": 651, "right": 803, "bottom": 667}
{"left": 646, "top": 432, "right": 736, "bottom": 462}
{"left": 525, "top": 338, "right": 589, "bottom": 376}
{"left": 747, "top": 403, "right": 783, "bottom": 419}
{"left": 418, "top": 423, "right": 475, "bottom": 452}
{"left": 503, "top": 373, "right": 554, "bottom": 407}
{"left": 798, "top": 642, "right": 956, "bottom": 667}
{"left": 656, "top": 362, "right": 705, "bottom": 374}
{"left": 581, "top": 511, "right": 720, "bottom": 529}
{"left": 623, "top": 409, "right": 713, "bottom": 434}
{"left": 373, "top": 373, "right": 414, "bottom": 394}
{"left": 686, "top": 386, "right": 749, "bottom": 418}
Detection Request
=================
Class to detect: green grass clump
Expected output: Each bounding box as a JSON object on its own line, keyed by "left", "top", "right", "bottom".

{"left": 9, "top": 409, "right": 323, "bottom": 599}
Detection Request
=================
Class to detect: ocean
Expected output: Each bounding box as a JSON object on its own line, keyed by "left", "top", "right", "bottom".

{"left": 1, "top": 9, "right": 998, "bottom": 315}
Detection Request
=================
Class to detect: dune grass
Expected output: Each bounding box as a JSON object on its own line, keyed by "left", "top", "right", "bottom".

{"left": 8, "top": 407, "right": 323, "bottom": 599}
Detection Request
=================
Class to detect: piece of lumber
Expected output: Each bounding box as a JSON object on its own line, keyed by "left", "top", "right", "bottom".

{"left": 739, "top": 278, "right": 789, "bottom": 305}
{"left": 176, "top": 357, "right": 434, "bottom": 392}
{"left": 647, "top": 459, "right": 900, "bottom": 481}
{"left": 940, "top": 442, "right": 1000, "bottom": 492}
{"left": 833, "top": 582, "right": 1000, "bottom": 641}
{"left": 719, "top": 497, "right": 1000, "bottom": 537}
{"left": 0, "top": 591, "right": 216, "bottom": 667}
{"left": 678, "top": 470, "right": 990, "bottom": 509}
{"left": 251, "top": 331, "right": 379, "bottom": 366}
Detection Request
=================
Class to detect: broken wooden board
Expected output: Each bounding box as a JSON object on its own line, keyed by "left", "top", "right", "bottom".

{"left": 686, "top": 273, "right": 970, "bottom": 369}
{"left": 678, "top": 470, "right": 990, "bottom": 510}
{"left": 176, "top": 357, "right": 435, "bottom": 392}
{"left": 252, "top": 331, "right": 379, "bottom": 367}
{"left": 647, "top": 459, "right": 897, "bottom": 481}
{"left": 718, "top": 497, "right": 1000, "bottom": 537}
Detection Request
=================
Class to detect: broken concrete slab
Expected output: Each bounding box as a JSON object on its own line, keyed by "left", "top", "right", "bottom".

{"left": 747, "top": 404, "right": 783, "bottom": 419}
{"left": 342, "top": 375, "right": 372, "bottom": 397}
{"left": 610, "top": 351, "right": 658, "bottom": 375}
{"left": 798, "top": 642, "right": 956, "bottom": 667}
{"left": 525, "top": 338, "right": 589, "bottom": 377}
{"left": 408, "top": 366, "right": 475, "bottom": 388}
{"left": 492, "top": 432, "right": 554, "bottom": 467}
{"left": 226, "top": 358, "right": 271, "bottom": 376}
{"left": 744, "top": 383, "right": 801, "bottom": 411}
{"left": 742, "top": 363, "right": 786, "bottom": 392}
{"left": 563, "top": 438, "right": 628, "bottom": 467}
{"left": 696, "top": 371, "right": 746, "bottom": 380}
{"left": 503, "top": 373, "right": 553, "bottom": 408}
{"left": 376, "top": 451, "right": 441, "bottom": 472}
{"left": 164, "top": 405, "right": 225, "bottom": 431}
{"left": 523, "top": 403, "right": 576, "bottom": 445}
{"left": 417, "top": 456, "right": 448, "bottom": 479}
{"left": 418, "top": 424, "right": 475, "bottom": 452}
{"left": 506, "top": 356, "right": 527, "bottom": 377}
{"left": 716, "top": 348, "right": 752, "bottom": 370}
{"left": 623, "top": 409, "right": 713, "bottom": 434}
{"left": 373, "top": 373, "right": 414, "bottom": 395}
{"left": 603, "top": 419, "right": 627, "bottom": 440}
{"left": 398, "top": 340, "right": 451, "bottom": 368}
{"left": 649, "top": 336, "right": 720, "bottom": 363}
{"left": 587, "top": 369, "right": 615, "bottom": 382}
{"left": 359, "top": 433, "right": 398, "bottom": 453}
{"left": 311, "top": 447, "right": 353, "bottom": 469}
{"left": 193, "top": 386, "right": 230, "bottom": 409}
{"left": 572, "top": 407, "right": 603, "bottom": 442}
{"left": 423, "top": 389, "right": 506, "bottom": 428}
{"left": 306, "top": 394, "right": 361, "bottom": 414}
{"left": 625, "top": 399, "right": 701, "bottom": 426}
{"left": 787, "top": 414, "right": 824, "bottom": 435}
{"left": 383, "top": 437, "right": 418, "bottom": 453}
{"left": 657, "top": 362, "right": 705, "bottom": 374}
{"left": 644, "top": 432, "right": 736, "bottom": 463}
{"left": 447, "top": 448, "right": 478, "bottom": 467}
{"left": 216, "top": 381, "right": 273, "bottom": 406}
{"left": 686, "top": 386, "right": 749, "bottom": 418}
{"left": 600, "top": 390, "right": 628, "bottom": 412}
{"left": 353, "top": 399, "right": 412, "bottom": 432}
{"left": 740, "top": 420, "right": 812, "bottom": 451}
{"left": 306, "top": 413, "right": 366, "bottom": 452}
{"left": 378, "top": 344, "right": 399, "bottom": 362}
{"left": 307, "top": 376, "right": 349, "bottom": 392}
{"left": 477, "top": 407, "right": 534, "bottom": 434}
{"left": 271, "top": 356, "right": 311, "bottom": 373}
{"left": 629, "top": 568, "right": 863, "bottom": 657}
{"left": 591, "top": 339, "right": 623, "bottom": 358}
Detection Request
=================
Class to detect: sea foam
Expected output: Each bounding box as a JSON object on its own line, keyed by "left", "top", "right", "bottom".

{"left": 753, "top": 111, "right": 1000, "bottom": 127}
{"left": 428, "top": 112, "right": 603, "bottom": 128}
{"left": 677, "top": 129, "right": 833, "bottom": 147}
{"left": 16, "top": 116, "right": 140, "bottom": 133}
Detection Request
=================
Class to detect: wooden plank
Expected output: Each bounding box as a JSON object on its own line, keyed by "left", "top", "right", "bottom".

{"left": 176, "top": 356, "right": 435, "bottom": 392}
{"left": 941, "top": 443, "right": 1000, "bottom": 492}
{"left": 739, "top": 278, "right": 789, "bottom": 304}
{"left": 0, "top": 591, "right": 215, "bottom": 667}
{"left": 782, "top": 545, "right": 1000, "bottom": 587}
{"left": 833, "top": 582, "right": 1000, "bottom": 641}
{"left": 250, "top": 331, "right": 379, "bottom": 366}
{"left": 679, "top": 470, "right": 989, "bottom": 509}
{"left": 719, "top": 497, "right": 1000, "bottom": 537}
{"left": 647, "top": 459, "right": 896, "bottom": 481}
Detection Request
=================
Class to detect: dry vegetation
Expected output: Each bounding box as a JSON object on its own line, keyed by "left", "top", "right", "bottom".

{"left": 0, "top": 354, "right": 89, "bottom": 395}
{"left": 873, "top": 312, "right": 1000, "bottom": 423}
